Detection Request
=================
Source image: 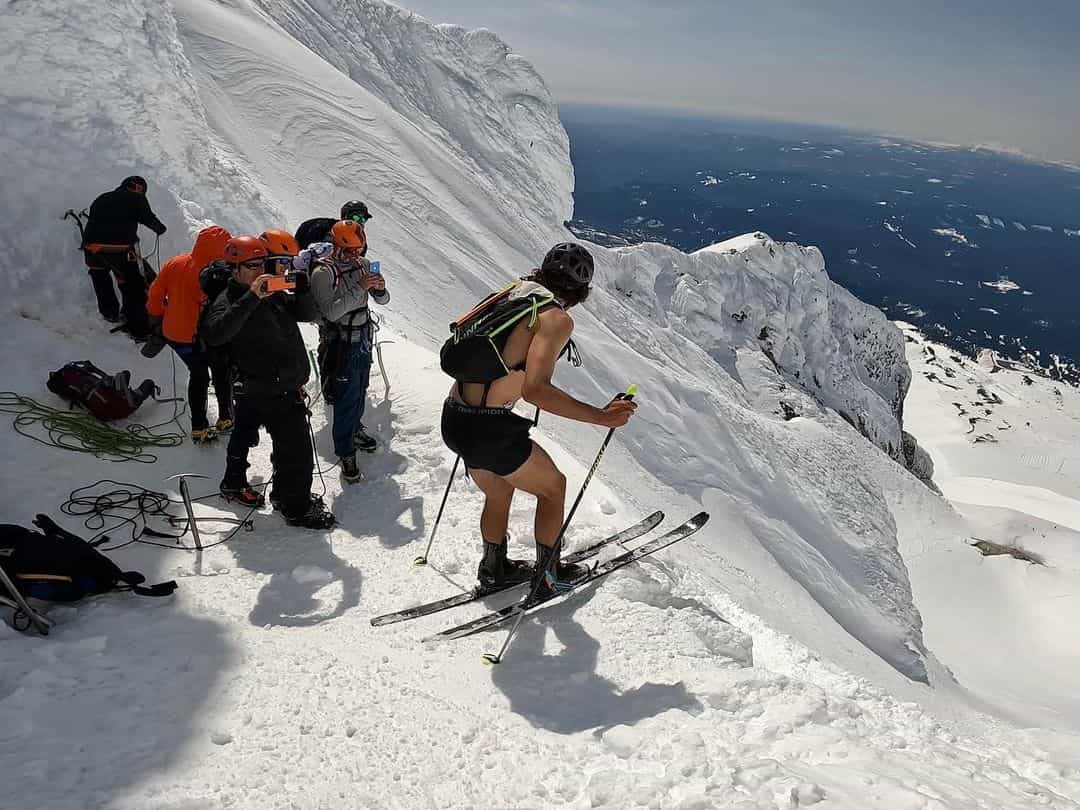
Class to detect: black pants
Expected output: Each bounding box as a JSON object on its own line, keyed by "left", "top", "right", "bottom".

{"left": 223, "top": 389, "right": 313, "bottom": 516}
{"left": 88, "top": 267, "right": 121, "bottom": 320}
{"left": 170, "top": 342, "right": 234, "bottom": 430}
{"left": 85, "top": 251, "right": 150, "bottom": 337}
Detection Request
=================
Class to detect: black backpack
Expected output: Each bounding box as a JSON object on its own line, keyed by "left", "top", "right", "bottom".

{"left": 199, "top": 259, "right": 232, "bottom": 302}
{"left": 440, "top": 281, "right": 574, "bottom": 384}
{"left": 0, "top": 515, "right": 176, "bottom": 602}
{"left": 294, "top": 217, "right": 337, "bottom": 250}
{"left": 46, "top": 361, "right": 158, "bottom": 422}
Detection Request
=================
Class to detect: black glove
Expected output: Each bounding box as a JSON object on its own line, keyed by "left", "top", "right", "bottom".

{"left": 141, "top": 332, "right": 167, "bottom": 358}
{"left": 155, "top": 224, "right": 167, "bottom": 236}
{"left": 292, "top": 270, "right": 310, "bottom": 294}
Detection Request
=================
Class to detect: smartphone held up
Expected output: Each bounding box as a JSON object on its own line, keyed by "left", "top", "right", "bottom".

{"left": 265, "top": 272, "right": 298, "bottom": 293}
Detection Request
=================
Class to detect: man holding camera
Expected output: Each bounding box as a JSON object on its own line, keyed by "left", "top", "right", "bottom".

{"left": 201, "top": 235, "right": 336, "bottom": 530}
{"left": 311, "top": 219, "right": 390, "bottom": 483}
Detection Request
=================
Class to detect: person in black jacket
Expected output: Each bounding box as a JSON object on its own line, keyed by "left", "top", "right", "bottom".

{"left": 201, "top": 235, "right": 336, "bottom": 531}
{"left": 81, "top": 175, "right": 167, "bottom": 337}
{"left": 294, "top": 200, "right": 371, "bottom": 250}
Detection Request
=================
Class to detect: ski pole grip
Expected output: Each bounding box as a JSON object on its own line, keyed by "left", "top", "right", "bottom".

{"left": 615, "top": 384, "right": 638, "bottom": 402}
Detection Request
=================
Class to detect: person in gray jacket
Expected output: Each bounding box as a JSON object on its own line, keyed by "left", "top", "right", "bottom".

{"left": 311, "top": 220, "right": 390, "bottom": 483}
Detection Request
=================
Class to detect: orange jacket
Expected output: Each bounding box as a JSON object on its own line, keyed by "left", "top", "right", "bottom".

{"left": 147, "top": 226, "right": 231, "bottom": 343}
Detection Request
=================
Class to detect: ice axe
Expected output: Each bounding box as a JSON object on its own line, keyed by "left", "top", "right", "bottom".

{"left": 166, "top": 473, "right": 210, "bottom": 550}
{"left": 0, "top": 563, "right": 53, "bottom": 636}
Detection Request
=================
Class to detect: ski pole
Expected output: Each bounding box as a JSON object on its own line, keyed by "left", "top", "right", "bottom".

{"left": 414, "top": 455, "right": 461, "bottom": 566}
{"left": 482, "top": 384, "right": 637, "bottom": 665}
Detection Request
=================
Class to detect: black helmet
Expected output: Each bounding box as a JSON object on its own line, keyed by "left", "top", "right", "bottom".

{"left": 541, "top": 242, "right": 593, "bottom": 287}
{"left": 340, "top": 200, "right": 371, "bottom": 222}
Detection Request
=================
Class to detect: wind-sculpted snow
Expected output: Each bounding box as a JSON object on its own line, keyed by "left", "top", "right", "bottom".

{"left": 584, "top": 235, "right": 929, "bottom": 681}
{"left": 244, "top": 0, "right": 572, "bottom": 230}
{"left": 6, "top": 2, "right": 1077, "bottom": 807}
{"left": 0, "top": 0, "right": 572, "bottom": 333}
{"left": 595, "top": 232, "right": 933, "bottom": 477}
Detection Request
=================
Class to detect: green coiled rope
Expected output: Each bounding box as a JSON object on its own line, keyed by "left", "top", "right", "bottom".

{"left": 0, "top": 392, "right": 185, "bottom": 464}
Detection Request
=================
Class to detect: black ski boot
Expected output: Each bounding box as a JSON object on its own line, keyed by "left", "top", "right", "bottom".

{"left": 283, "top": 495, "right": 337, "bottom": 530}
{"left": 531, "top": 541, "right": 589, "bottom": 601}
{"left": 353, "top": 425, "right": 377, "bottom": 453}
{"left": 476, "top": 538, "right": 533, "bottom": 594}
{"left": 340, "top": 454, "right": 361, "bottom": 484}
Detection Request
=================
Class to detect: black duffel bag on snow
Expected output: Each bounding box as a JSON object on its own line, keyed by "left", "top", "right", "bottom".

{"left": 0, "top": 515, "right": 176, "bottom": 602}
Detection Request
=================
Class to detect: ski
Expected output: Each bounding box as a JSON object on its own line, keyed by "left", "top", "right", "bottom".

{"left": 425, "top": 511, "right": 709, "bottom": 643}
{"left": 370, "top": 511, "right": 664, "bottom": 627}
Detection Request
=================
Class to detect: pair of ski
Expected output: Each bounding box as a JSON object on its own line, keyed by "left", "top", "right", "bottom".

{"left": 371, "top": 510, "right": 709, "bottom": 641}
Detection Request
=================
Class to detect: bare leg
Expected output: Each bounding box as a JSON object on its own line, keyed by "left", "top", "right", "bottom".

{"left": 504, "top": 442, "right": 566, "bottom": 547}
{"left": 468, "top": 468, "right": 514, "bottom": 543}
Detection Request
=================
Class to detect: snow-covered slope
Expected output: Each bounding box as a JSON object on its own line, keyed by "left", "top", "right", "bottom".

{"left": 1, "top": 0, "right": 932, "bottom": 681}
{"left": 2, "top": 1, "right": 1078, "bottom": 807}
{"left": 899, "top": 323, "right": 1080, "bottom": 729}
{"left": 3, "top": 325, "right": 1076, "bottom": 810}
{"left": 615, "top": 234, "right": 917, "bottom": 464}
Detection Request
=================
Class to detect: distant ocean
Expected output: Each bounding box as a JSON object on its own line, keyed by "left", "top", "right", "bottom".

{"left": 563, "top": 105, "right": 1080, "bottom": 383}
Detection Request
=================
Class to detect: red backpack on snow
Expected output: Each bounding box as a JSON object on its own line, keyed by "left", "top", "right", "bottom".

{"left": 46, "top": 361, "right": 158, "bottom": 422}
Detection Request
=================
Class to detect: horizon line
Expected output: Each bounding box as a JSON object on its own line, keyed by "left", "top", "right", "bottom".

{"left": 557, "top": 99, "right": 1080, "bottom": 175}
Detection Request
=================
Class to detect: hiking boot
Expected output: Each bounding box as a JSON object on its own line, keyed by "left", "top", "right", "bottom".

{"left": 220, "top": 482, "right": 266, "bottom": 508}
{"left": 191, "top": 427, "right": 218, "bottom": 446}
{"left": 215, "top": 416, "right": 234, "bottom": 433}
{"left": 353, "top": 425, "right": 377, "bottom": 453}
{"left": 530, "top": 542, "right": 588, "bottom": 601}
{"left": 476, "top": 538, "right": 533, "bottom": 593}
{"left": 340, "top": 454, "right": 361, "bottom": 484}
{"left": 102, "top": 313, "right": 123, "bottom": 324}
{"left": 283, "top": 495, "right": 337, "bottom": 530}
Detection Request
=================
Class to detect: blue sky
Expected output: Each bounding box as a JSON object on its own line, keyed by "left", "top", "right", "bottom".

{"left": 402, "top": 1, "right": 1080, "bottom": 165}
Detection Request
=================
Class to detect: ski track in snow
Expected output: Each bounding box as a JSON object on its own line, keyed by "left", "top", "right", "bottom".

{"left": 1, "top": 1, "right": 1079, "bottom": 808}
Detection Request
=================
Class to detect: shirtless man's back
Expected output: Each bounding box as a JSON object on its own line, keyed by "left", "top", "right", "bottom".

{"left": 440, "top": 243, "right": 636, "bottom": 597}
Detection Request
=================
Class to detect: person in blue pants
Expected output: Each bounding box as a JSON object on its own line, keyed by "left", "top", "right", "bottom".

{"left": 310, "top": 220, "right": 389, "bottom": 483}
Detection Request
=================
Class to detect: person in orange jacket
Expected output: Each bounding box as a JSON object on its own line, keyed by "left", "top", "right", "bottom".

{"left": 146, "top": 225, "right": 235, "bottom": 444}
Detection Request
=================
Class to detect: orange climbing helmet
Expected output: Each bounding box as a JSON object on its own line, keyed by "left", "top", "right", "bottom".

{"left": 330, "top": 219, "right": 367, "bottom": 251}
{"left": 223, "top": 235, "right": 269, "bottom": 265}
{"left": 259, "top": 229, "right": 300, "bottom": 257}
